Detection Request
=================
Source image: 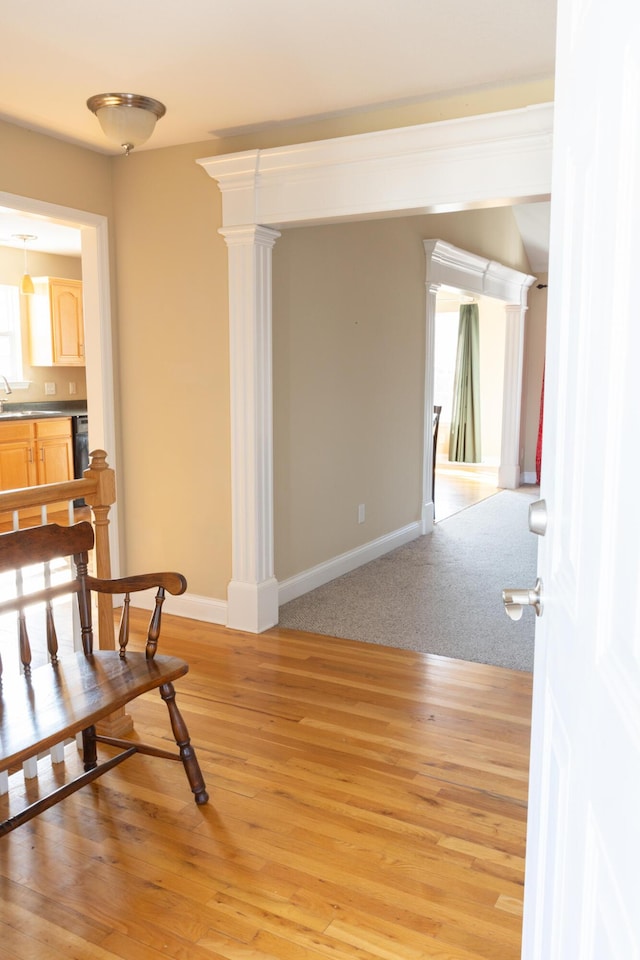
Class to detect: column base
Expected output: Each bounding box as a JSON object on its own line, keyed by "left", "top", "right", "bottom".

{"left": 421, "top": 500, "right": 435, "bottom": 534}
{"left": 498, "top": 464, "right": 521, "bottom": 489}
{"left": 226, "top": 577, "right": 279, "bottom": 633}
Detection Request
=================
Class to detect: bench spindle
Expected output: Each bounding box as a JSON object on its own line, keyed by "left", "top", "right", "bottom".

{"left": 118, "top": 594, "right": 131, "bottom": 657}
{"left": 146, "top": 588, "right": 165, "bottom": 659}
{"left": 45, "top": 603, "right": 59, "bottom": 663}
{"left": 18, "top": 613, "right": 31, "bottom": 674}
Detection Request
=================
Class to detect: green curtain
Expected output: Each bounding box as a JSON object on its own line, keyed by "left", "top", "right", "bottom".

{"left": 449, "top": 302, "right": 481, "bottom": 463}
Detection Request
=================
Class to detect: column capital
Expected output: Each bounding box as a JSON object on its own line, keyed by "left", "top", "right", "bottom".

{"left": 505, "top": 302, "right": 528, "bottom": 319}
{"left": 219, "top": 224, "right": 281, "bottom": 247}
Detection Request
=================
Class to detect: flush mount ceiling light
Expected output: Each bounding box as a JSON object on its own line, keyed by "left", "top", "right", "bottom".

{"left": 86, "top": 93, "right": 166, "bottom": 155}
{"left": 13, "top": 234, "right": 37, "bottom": 295}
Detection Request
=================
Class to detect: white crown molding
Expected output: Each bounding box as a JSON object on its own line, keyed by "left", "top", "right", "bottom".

{"left": 424, "top": 239, "right": 536, "bottom": 306}
{"left": 197, "top": 103, "right": 553, "bottom": 632}
{"left": 198, "top": 103, "right": 553, "bottom": 228}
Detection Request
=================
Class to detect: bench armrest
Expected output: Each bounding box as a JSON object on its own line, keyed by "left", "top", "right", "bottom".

{"left": 86, "top": 572, "right": 187, "bottom": 658}
{"left": 86, "top": 572, "right": 187, "bottom": 596}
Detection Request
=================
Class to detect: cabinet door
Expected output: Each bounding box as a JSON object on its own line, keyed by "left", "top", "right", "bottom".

{"left": 51, "top": 280, "right": 84, "bottom": 365}
{"left": 0, "top": 439, "right": 37, "bottom": 491}
{"left": 35, "top": 418, "right": 73, "bottom": 485}
{"left": 36, "top": 437, "right": 74, "bottom": 485}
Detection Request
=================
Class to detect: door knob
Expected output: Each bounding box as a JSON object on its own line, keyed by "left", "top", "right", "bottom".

{"left": 528, "top": 499, "right": 547, "bottom": 536}
{"left": 502, "top": 578, "right": 543, "bottom": 620}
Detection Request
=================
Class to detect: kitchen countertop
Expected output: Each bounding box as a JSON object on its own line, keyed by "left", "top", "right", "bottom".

{"left": 0, "top": 401, "right": 88, "bottom": 421}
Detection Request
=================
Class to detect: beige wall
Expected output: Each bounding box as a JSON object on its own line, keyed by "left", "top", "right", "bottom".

{"left": 272, "top": 207, "right": 532, "bottom": 580}
{"left": 273, "top": 218, "right": 426, "bottom": 579}
{"left": 0, "top": 119, "right": 112, "bottom": 215}
{"left": 0, "top": 247, "right": 86, "bottom": 402}
{"left": 110, "top": 143, "right": 232, "bottom": 595}
{"left": 0, "top": 77, "right": 551, "bottom": 602}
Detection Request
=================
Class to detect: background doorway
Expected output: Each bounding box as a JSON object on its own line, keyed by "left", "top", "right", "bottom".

{"left": 433, "top": 292, "right": 505, "bottom": 520}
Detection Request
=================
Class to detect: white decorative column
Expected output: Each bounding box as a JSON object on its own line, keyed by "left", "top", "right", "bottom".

{"left": 498, "top": 303, "right": 527, "bottom": 489}
{"left": 220, "top": 225, "right": 281, "bottom": 632}
{"left": 422, "top": 281, "right": 441, "bottom": 532}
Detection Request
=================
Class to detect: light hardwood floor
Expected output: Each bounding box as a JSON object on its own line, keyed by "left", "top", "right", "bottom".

{"left": 434, "top": 464, "right": 500, "bottom": 522}
{"left": 0, "top": 611, "right": 531, "bottom": 960}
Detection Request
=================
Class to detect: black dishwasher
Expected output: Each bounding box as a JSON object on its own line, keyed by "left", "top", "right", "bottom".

{"left": 72, "top": 414, "right": 89, "bottom": 505}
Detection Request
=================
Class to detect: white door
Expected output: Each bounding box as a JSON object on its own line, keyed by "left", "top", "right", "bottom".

{"left": 521, "top": 1, "right": 640, "bottom": 956}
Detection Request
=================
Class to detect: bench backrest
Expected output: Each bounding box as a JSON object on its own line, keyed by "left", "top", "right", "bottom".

{"left": 0, "top": 522, "right": 96, "bottom": 676}
{"left": 0, "top": 521, "right": 187, "bottom": 685}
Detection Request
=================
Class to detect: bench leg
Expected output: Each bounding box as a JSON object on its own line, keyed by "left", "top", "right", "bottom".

{"left": 159, "top": 682, "right": 209, "bottom": 805}
{"left": 82, "top": 725, "right": 98, "bottom": 772}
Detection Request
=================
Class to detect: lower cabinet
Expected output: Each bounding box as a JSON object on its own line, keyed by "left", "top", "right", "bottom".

{"left": 0, "top": 418, "right": 73, "bottom": 492}
{"left": 34, "top": 419, "right": 74, "bottom": 487}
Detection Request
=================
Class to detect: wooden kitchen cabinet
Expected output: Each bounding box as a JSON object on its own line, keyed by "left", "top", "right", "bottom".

{"left": 0, "top": 418, "right": 73, "bottom": 491}
{"left": 0, "top": 422, "right": 37, "bottom": 491}
{"left": 34, "top": 418, "right": 74, "bottom": 485}
{"left": 29, "top": 277, "right": 85, "bottom": 367}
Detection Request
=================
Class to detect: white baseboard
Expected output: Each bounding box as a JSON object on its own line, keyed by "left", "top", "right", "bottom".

{"left": 130, "top": 590, "right": 227, "bottom": 625}
{"left": 278, "top": 521, "right": 423, "bottom": 606}
{"left": 129, "top": 521, "right": 423, "bottom": 629}
{"left": 522, "top": 471, "right": 539, "bottom": 485}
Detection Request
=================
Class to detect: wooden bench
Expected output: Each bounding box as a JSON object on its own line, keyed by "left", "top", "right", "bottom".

{"left": 0, "top": 520, "right": 208, "bottom": 836}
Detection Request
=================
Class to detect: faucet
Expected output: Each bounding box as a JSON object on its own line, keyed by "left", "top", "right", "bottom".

{"left": 0, "top": 375, "right": 12, "bottom": 413}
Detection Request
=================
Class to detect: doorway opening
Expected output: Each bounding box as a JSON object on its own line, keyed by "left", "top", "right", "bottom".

{"left": 0, "top": 191, "right": 119, "bottom": 571}
{"left": 433, "top": 291, "right": 505, "bottom": 520}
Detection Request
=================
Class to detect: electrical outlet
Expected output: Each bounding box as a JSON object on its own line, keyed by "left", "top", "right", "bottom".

{"left": 44, "top": 382, "right": 56, "bottom": 395}
{"left": 68, "top": 381, "right": 77, "bottom": 395}
{"left": 358, "top": 504, "right": 365, "bottom": 524}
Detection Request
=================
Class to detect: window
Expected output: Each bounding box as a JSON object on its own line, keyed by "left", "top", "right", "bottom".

{"left": 0, "top": 284, "right": 23, "bottom": 381}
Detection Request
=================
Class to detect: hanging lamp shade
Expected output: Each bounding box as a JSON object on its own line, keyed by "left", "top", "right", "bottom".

{"left": 20, "top": 274, "right": 35, "bottom": 295}
{"left": 14, "top": 234, "right": 37, "bottom": 295}
{"left": 87, "top": 93, "right": 166, "bottom": 154}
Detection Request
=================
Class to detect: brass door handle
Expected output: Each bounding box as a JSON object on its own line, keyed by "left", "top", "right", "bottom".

{"left": 502, "top": 578, "right": 543, "bottom": 621}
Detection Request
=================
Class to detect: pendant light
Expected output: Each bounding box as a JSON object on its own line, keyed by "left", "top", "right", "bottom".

{"left": 87, "top": 93, "right": 166, "bottom": 155}
{"left": 14, "top": 234, "right": 37, "bottom": 295}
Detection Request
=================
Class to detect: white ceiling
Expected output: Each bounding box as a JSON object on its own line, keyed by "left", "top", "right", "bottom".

{"left": 0, "top": 208, "right": 82, "bottom": 257}
{"left": 0, "top": 0, "right": 556, "bottom": 266}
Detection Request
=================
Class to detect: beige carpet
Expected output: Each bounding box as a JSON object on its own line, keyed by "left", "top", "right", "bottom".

{"left": 278, "top": 488, "right": 538, "bottom": 671}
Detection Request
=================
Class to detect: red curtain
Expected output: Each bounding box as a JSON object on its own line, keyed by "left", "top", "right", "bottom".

{"left": 536, "top": 365, "right": 545, "bottom": 485}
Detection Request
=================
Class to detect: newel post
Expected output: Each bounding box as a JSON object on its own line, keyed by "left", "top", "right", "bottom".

{"left": 84, "top": 449, "right": 133, "bottom": 737}
{"left": 83, "top": 449, "right": 116, "bottom": 650}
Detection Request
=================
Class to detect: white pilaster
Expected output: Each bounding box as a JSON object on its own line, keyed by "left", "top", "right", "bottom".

{"left": 422, "top": 281, "right": 440, "bottom": 532}
{"left": 499, "top": 304, "right": 527, "bottom": 489}
{"left": 219, "top": 224, "right": 281, "bottom": 632}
